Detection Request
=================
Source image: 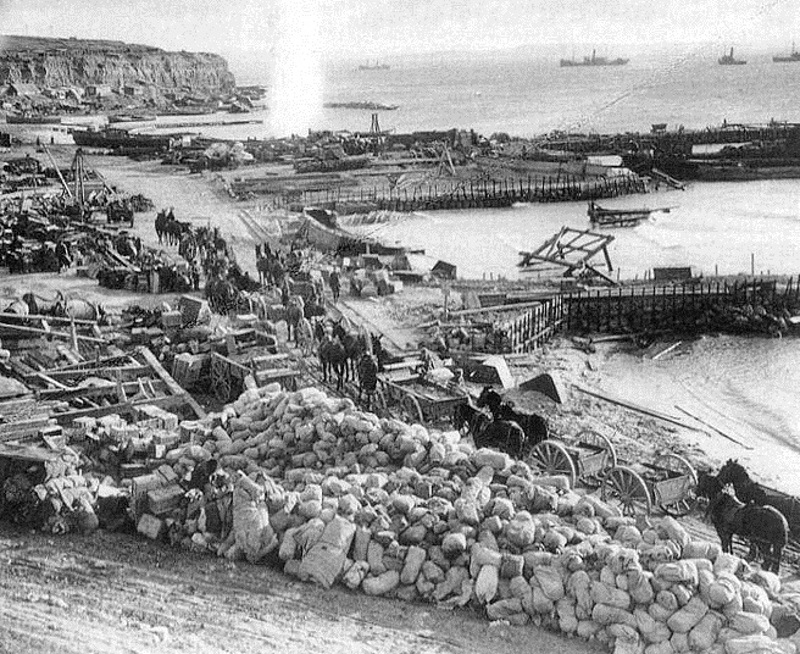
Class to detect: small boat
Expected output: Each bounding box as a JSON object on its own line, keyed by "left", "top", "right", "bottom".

{"left": 587, "top": 201, "right": 674, "bottom": 227}
{"left": 773, "top": 42, "right": 800, "bottom": 62}
{"left": 719, "top": 47, "right": 746, "bottom": 65}
{"left": 107, "top": 113, "right": 157, "bottom": 123}
{"left": 560, "top": 50, "right": 629, "bottom": 67}
{"left": 358, "top": 60, "right": 390, "bottom": 71}
{"left": 5, "top": 112, "right": 62, "bottom": 124}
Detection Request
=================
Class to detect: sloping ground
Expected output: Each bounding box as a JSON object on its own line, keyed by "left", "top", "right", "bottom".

{"left": 0, "top": 529, "right": 601, "bottom": 654}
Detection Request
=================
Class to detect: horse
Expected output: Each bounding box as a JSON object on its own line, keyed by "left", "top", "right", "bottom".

{"left": 318, "top": 335, "right": 347, "bottom": 390}
{"left": 718, "top": 459, "right": 800, "bottom": 540}
{"left": 356, "top": 353, "right": 379, "bottom": 408}
{"left": 706, "top": 484, "right": 788, "bottom": 573}
{"left": 453, "top": 401, "right": 528, "bottom": 460}
{"left": 59, "top": 298, "right": 106, "bottom": 324}
{"left": 3, "top": 299, "right": 29, "bottom": 316}
{"left": 476, "top": 386, "right": 549, "bottom": 449}
{"left": 370, "top": 333, "right": 404, "bottom": 371}
{"left": 154, "top": 211, "right": 168, "bottom": 245}
{"left": 23, "top": 291, "right": 64, "bottom": 316}
{"left": 332, "top": 320, "right": 367, "bottom": 382}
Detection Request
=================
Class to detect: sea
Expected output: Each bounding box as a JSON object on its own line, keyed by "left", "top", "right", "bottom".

{"left": 157, "top": 48, "right": 800, "bottom": 489}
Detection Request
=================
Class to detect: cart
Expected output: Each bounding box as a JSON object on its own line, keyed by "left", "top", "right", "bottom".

{"left": 600, "top": 453, "right": 698, "bottom": 517}
{"left": 527, "top": 429, "right": 617, "bottom": 488}
{"left": 210, "top": 350, "right": 300, "bottom": 404}
{"left": 376, "top": 374, "right": 469, "bottom": 425}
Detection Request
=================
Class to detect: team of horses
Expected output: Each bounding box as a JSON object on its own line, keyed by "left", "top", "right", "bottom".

{"left": 453, "top": 386, "right": 550, "bottom": 462}
{"left": 698, "top": 459, "right": 792, "bottom": 573}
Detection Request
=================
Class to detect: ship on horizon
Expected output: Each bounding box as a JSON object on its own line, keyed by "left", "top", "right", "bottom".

{"left": 560, "top": 49, "right": 629, "bottom": 67}
{"left": 773, "top": 42, "right": 800, "bottom": 62}
{"left": 719, "top": 47, "right": 747, "bottom": 65}
{"left": 358, "top": 60, "right": 390, "bottom": 71}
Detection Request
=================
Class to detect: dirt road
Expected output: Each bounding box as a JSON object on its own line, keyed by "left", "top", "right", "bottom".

{"left": 0, "top": 528, "right": 601, "bottom": 654}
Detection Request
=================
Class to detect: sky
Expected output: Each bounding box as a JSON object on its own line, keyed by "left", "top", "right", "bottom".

{"left": 2, "top": 0, "right": 799, "bottom": 65}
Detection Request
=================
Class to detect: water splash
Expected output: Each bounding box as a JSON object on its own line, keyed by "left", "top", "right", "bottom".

{"left": 269, "top": 0, "right": 323, "bottom": 138}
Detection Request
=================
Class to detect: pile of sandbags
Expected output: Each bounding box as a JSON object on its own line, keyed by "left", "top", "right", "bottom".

{"left": 146, "top": 384, "right": 800, "bottom": 654}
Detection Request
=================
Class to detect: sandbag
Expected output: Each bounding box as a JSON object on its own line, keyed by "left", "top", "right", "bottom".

{"left": 667, "top": 596, "right": 708, "bottom": 634}
{"left": 297, "top": 516, "right": 356, "bottom": 589}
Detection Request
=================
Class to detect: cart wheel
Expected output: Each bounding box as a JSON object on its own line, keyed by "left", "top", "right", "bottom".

{"left": 211, "top": 356, "right": 231, "bottom": 404}
{"left": 528, "top": 439, "right": 578, "bottom": 488}
{"left": 575, "top": 428, "right": 618, "bottom": 485}
{"left": 401, "top": 395, "right": 425, "bottom": 425}
{"left": 601, "top": 466, "right": 652, "bottom": 516}
{"left": 654, "top": 453, "right": 698, "bottom": 516}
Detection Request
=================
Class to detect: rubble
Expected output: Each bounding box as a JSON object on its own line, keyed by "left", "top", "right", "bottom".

{"left": 32, "top": 380, "right": 791, "bottom": 654}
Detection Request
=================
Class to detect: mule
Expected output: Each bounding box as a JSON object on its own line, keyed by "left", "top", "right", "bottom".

{"left": 453, "top": 402, "right": 528, "bottom": 460}
{"left": 476, "top": 386, "right": 549, "bottom": 448}
{"left": 318, "top": 335, "right": 346, "bottom": 390}
{"left": 332, "top": 320, "right": 366, "bottom": 382}
{"left": 23, "top": 291, "right": 64, "bottom": 316}
{"left": 718, "top": 459, "right": 800, "bottom": 540}
{"left": 706, "top": 484, "right": 788, "bottom": 573}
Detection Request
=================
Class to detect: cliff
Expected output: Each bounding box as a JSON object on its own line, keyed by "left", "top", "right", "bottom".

{"left": 0, "top": 35, "right": 235, "bottom": 94}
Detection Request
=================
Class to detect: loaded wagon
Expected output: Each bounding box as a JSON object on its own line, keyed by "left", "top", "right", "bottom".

{"left": 527, "top": 429, "right": 617, "bottom": 487}
{"left": 376, "top": 360, "right": 469, "bottom": 425}
{"left": 210, "top": 349, "right": 300, "bottom": 404}
{"left": 600, "top": 454, "right": 698, "bottom": 517}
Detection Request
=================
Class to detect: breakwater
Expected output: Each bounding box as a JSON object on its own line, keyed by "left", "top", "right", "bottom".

{"left": 264, "top": 174, "right": 646, "bottom": 214}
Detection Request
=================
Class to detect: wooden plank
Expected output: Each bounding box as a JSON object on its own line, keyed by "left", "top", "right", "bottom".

{"left": 573, "top": 385, "right": 702, "bottom": 432}
{"left": 137, "top": 346, "right": 206, "bottom": 419}
{"left": 37, "top": 380, "right": 167, "bottom": 401}
{"left": 25, "top": 365, "right": 152, "bottom": 382}
{"left": 0, "top": 321, "right": 107, "bottom": 344}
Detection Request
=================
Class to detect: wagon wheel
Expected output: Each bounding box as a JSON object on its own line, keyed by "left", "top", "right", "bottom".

{"left": 575, "top": 429, "right": 618, "bottom": 486}
{"left": 211, "top": 356, "right": 232, "bottom": 404}
{"left": 401, "top": 395, "right": 425, "bottom": 425}
{"left": 653, "top": 453, "right": 698, "bottom": 517}
{"left": 601, "top": 465, "right": 652, "bottom": 516}
{"left": 528, "top": 439, "right": 578, "bottom": 488}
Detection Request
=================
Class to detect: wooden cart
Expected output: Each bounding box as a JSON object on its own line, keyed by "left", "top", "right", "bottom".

{"left": 527, "top": 429, "right": 617, "bottom": 488}
{"left": 600, "top": 453, "right": 698, "bottom": 517}
{"left": 210, "top": 350, "right": 300, "bottom": 404}
{"left": 376, "top": 374, "right": 469, "bottom": 425}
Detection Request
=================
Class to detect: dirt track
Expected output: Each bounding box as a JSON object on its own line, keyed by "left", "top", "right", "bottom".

{"left": 0, "top": 527, "right": 601, "bottom": 654}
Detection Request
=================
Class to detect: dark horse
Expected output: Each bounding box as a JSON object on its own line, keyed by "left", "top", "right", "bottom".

{"left": 318, "top": 335, "right": 347, "bottom": 390}
{"left": 718, "top": 459, "right": 800, "bottom": 541}
{"left": 476, "top": 386, "right": 549, "bottom": 449}
{"left": 370, "top": 333, "right": 404, "bottom": 371}
{"left": 453, "top": 402, "right": 528, "bottom": 460}
{"left": 706, "top": 484, "right": 788, "bottom": 573}
{"left": 332, "top": 320, "right": 366, "bottom": 382}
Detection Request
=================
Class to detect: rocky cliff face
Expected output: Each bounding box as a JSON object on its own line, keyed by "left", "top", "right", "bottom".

{"left": 0, "top": 35, "right": 235, "bottom": 93}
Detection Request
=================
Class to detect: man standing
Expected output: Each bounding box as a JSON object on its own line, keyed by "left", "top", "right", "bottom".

{"left": 329, "top": 270, "right": 340, "bottom": 303}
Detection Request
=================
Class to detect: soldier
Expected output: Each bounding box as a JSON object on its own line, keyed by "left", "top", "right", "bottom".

{"left": 329, "top": 270, "right": 341, "bottom": 303}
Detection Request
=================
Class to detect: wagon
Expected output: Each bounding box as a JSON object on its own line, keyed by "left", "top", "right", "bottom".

{"left": 376, "top": 372, "right": 469, "bottom": 425}
{"left": 527, "top": 429, "right": 617, "bottom": 488}
{"left": 600, "top": 453, "right": 698, "bottom": 517}
{"left": 210, "top": 349, "right": 300, "bottom": 404}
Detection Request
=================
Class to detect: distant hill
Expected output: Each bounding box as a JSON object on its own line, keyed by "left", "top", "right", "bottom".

{"left": 0, "top": 34, "right": 235, "bottom": 93}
